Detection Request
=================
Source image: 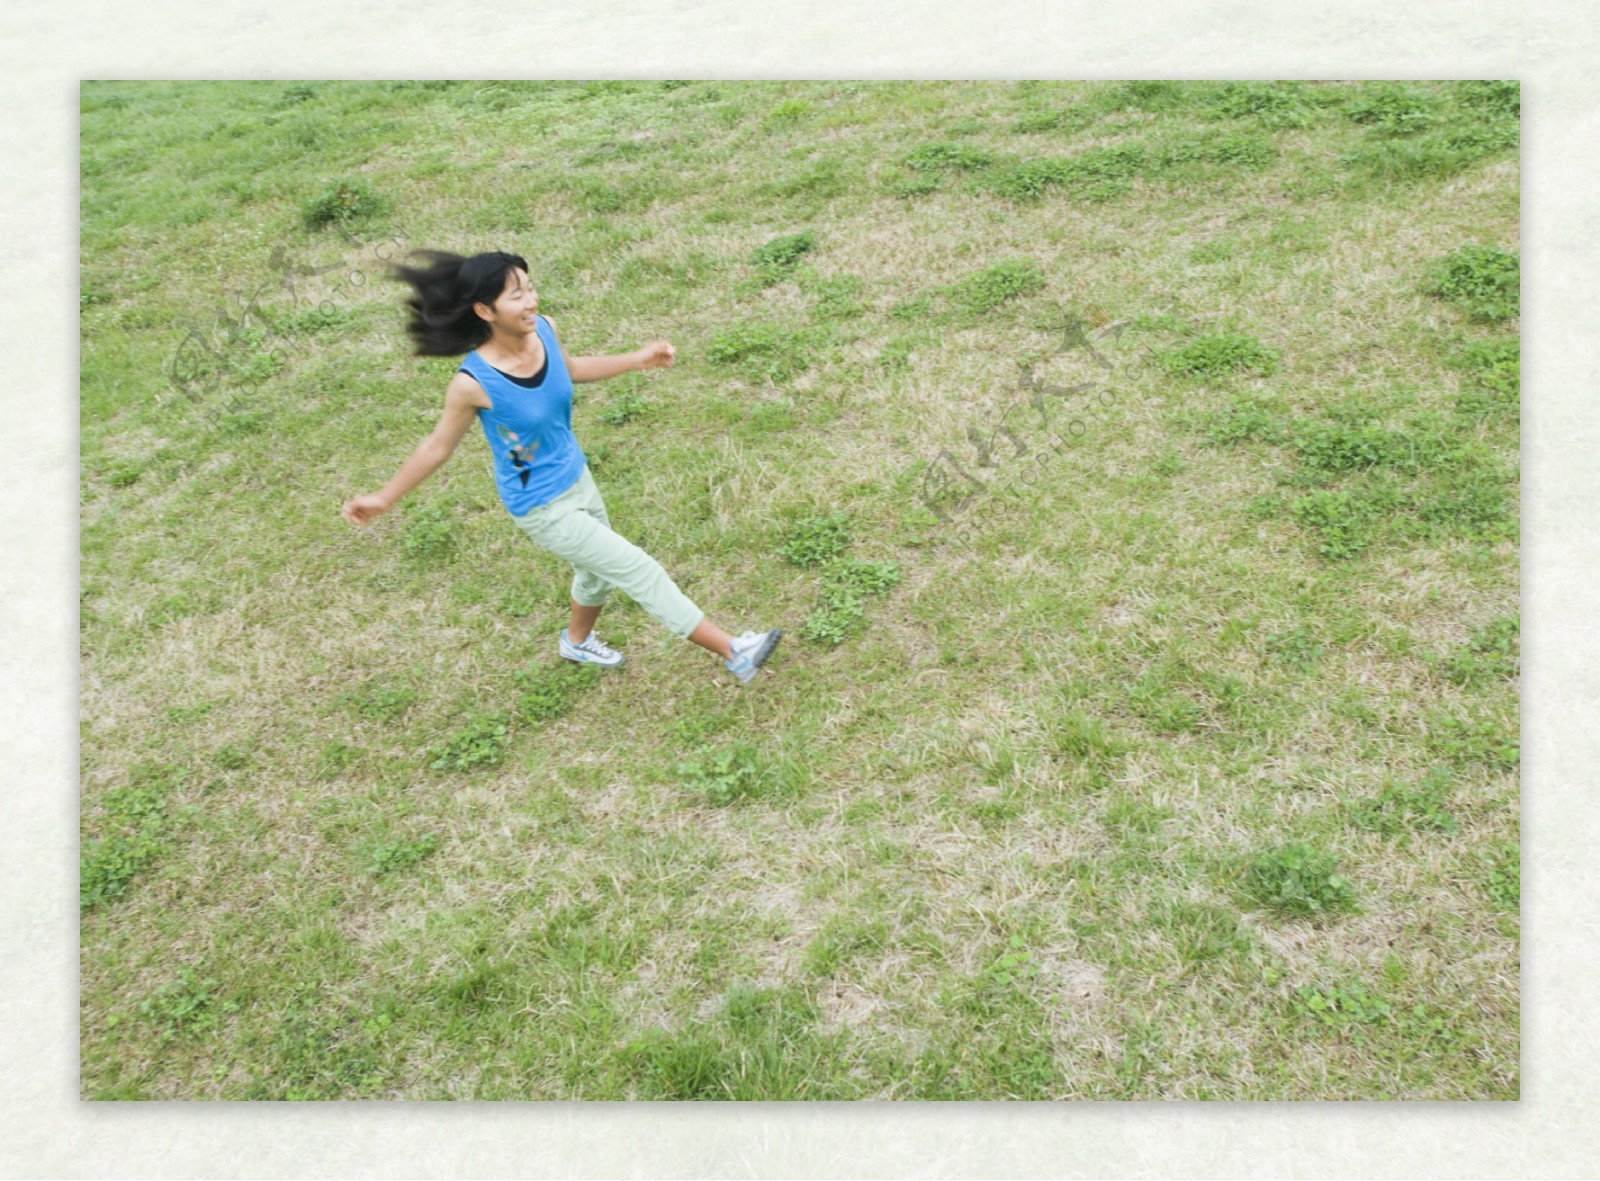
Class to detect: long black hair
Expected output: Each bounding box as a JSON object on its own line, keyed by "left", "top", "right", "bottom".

{"left": 385, "top": 249, "right": 531, "bottom": 357}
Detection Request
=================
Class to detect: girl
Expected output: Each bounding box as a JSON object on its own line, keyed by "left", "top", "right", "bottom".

{"left": 341, "top": 249, "right": 782, "bottom": 683}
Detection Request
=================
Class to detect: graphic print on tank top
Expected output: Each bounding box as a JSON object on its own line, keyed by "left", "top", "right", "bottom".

{"left": 493, "top": 422, "right": 539, "bottom": 489}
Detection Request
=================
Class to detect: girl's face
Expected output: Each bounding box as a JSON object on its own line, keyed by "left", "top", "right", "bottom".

{"left": 480, "top": 267, "right": 539, "bottom": 334}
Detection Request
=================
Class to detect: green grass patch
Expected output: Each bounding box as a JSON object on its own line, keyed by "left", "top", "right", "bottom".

{"left": 1242, "top": 842, "right": 1359, "bottom": 920}
{"left": 624, "top": 984, "right": 852, "bottom": 1100}
{"left": 1427, "top": 707, "right": 1519, "bottom": 771}
{"left": 1480, "top": 840, "right": 1520, "bottom": 910}
{"left": 1420, "top": 245, "right": 1520, "bottom": 321}
{"left": 1347, "top": 768, "right": 1459, "bottom": 837}
{"left": 515, "top": 662, "right": 600, "bottom": 722}
{"left": 705, "top": 320, "right": 812, "bottom": 384}
{"left": 1342, "top": 83, "right": 1439, "bottom": 136}
{"left": 363, "top": 832, "right": 439, "bottom": 876}
{"left": 749, "top": 229, "right": 816, "bottom": 285}
{"left": 1203, "top": 80, "right": 1323, "bottom": 128}
{"left": 301, "top": 174, "right": 390, "bottom": 230}
{"left": 427, "top": 712, "right": 511, "bottom": 772}
{"left": 903, "top": 141, "right": 996, "bottom": 172}
{"left": 1155, "top": 331, "right": 1279, "bottom": 380}
{"left": 675, "top": 739, "right": 777, "bottom": 806}
{"left": 1428, "top": 615, "right": 1519, "bottom": 687}
{"left": 80, "top": 764, "right": 185, "bottom": 910}
{"left": 1452, "top": 337, "right": 1519, "bottom": 418}
{"left": 338, "top": 675, "right": 417, "bottom": 721}
{"left": 401, "top": 501, "right": 460, "bottom": 565}
{"left": 943, "top": 256, "right": 1048, "bottom": 315}
{"left": 802, "top": 555, "right": 902, "bottom": 646}
{"left": 777, "top": 510, "right": 852, "bottom": 566}
{"left": 136, "top": 966, "right": 237, "bottom": 1042}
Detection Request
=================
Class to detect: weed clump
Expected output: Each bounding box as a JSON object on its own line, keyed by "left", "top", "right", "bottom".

{"left": 903, "top": 141, "right": 995, "bottom": 172}
{"left": 803, "top": 556, "right": 902, "bottom": 645}
{"left": 1337, "top": 129, "right": 1517, "bottom": 184}
{"left": 339, "top": 676, "right": 416, "bottom": 721}
{"left": 749, "top": 230, "right": 815, "bottom": 285}
{"left": 1203, "top": 81, "right": 1319, "bottom": 128}
{"left": 1421, "top": 245, "right": 1519, "bottom": 321}
{"left": 888, "top": 171, "right": 941, "bottom": 199}
{"left": 1112, "top": 80, "right": 1190, "bottom": 113}
{"left": 1414, "top": 466, "right": 1514, "bottom": 536}
{"left": 1453, "top": 337, "right": 1519, "bottom": 417}
{"left": 1155, "top": 331, "right": 1279, "bottom": 380}
{"left": 775, "top": 509, "right": 900, "bottom": 644}
{"left": 427, "top": 712, "right": 510, "bottom": 771}
{"left": 365, "top": 833, "right": 438, "bottom": 875}
{"left": 803, "top": 272, "right": 868, "bottom": 320}
{"left": 887, "top": 296, "right": 934, "bottom": 321}
{"left": 1457, "top": 80, "right": 1519, "bottom": 118}
{"left": 1243, "top": 841, "right": 1358, "bottom": 919}
{"left": 1429, "top": 616, "right": 1519, "bottom": 687}
{"left": 1193, "top": 392, "right": 1286, "bottom": 445}
{"left": 1290, "top": 418, "right": 1402, "bottom": 477}
{"left": 985, "top": 146, "right": 1149, "bottom": 204}
{"left": 1294, "top": 980, "right": 1392, "bottom": 1033}
{"left": 1292, "top": 979, "right": 1462, "bottom": 1055}
{"left": 1287, "top": 480, "right": 1406, "bottom": 561}
{"left": 137, "top": 966, "right": 235, "bottom": 1041}
{"left": 315, "top": 740, "right": 360, "bottom": 780}
{"left": 1343, "top": 84, "right": 1437, "bottom": 136}
{"left": 1427, "top": 708, "right": 1518, "bottom": 771}
{"left": 676, "top": 739, "right": 771, "bottom": 806}
{"left": 402, "top": 502, "right": 459, "bottom": 565}
{"left": 1202, "top": 133, "right": 1278, "bottom": 168}
{"left": 945, "top": 257, "right": 1048, "bottom": 315}
{"left": 302, "top": 175, "right": 389, "bottom": 230}
{"left": 515, "top": 663, "right": 598, "bottom": 723}
{"left": 599, "top": 390, "right": 648, "bottom": 425}
{"left": 1265, "top": 625, "right": 1325, "bottom": 671}
{"left": 777, "top": 510, "right": 852, "bottom": 566}
{"left": 1480, "top": 840, "right": 1520, "bottom": 909}
{"left": 81, "top": 764, "right": 184, "bottom": 910}
{"left": 1348, "top": 768, "right": 1459, "bottom": 837}
{"left": 705, "top": 320, "right": 811, "bottom": 384}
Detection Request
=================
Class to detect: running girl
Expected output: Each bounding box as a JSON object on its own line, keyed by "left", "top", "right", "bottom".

{"left": 340, "top": 249, "right": 782, "bottom": 682}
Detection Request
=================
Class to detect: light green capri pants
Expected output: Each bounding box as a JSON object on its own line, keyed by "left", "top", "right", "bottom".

{"left": 510, "top": 463, "right": 706, "bottom": 641}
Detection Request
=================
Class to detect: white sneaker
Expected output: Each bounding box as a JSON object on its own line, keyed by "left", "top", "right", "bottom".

{"left": 724, "top": 629, "right": 782, "bottom": 683}
{"left": 560, "top": 627, "right": 625, "bottom": 668}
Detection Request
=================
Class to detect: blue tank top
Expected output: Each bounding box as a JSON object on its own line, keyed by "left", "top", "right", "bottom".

{"left": 458, "top": 314, "right": 587, "bottom": 514}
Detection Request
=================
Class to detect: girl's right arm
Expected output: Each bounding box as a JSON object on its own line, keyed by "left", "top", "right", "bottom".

{"left": 341, "top": 373, "right": 484, "bottom": 526}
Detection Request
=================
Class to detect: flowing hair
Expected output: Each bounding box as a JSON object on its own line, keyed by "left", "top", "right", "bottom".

{"left": 385, "top": 249, "right": 531, "bottom": 357}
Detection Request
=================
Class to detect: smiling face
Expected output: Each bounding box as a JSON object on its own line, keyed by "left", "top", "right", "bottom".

{"left": 474, "top": 266, "right": 539, "bottom": 339}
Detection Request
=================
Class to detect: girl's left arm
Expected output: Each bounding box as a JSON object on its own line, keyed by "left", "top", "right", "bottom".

{"left": 547, "top": 316, "right": 675, "bottom": 383}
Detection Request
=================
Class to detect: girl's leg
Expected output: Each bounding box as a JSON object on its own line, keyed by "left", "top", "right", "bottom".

{"left": 568, "top": 598, "right": 604, "bottom": 644}
{"left": 687, "top": 615, "right": 734, "bottom": 661}
{"left": 574, "top": 467, "right": 735, "bottom": 659}
{"left": 571, "top": 595, "right": 732, "bottom": 659}
{"left": 523, "top": 468, "right": 728, "bottom": 656}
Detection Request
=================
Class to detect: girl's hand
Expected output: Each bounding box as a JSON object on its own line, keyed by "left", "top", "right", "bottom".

{"left": 341, "top": 493, "right": 391, "bottom": 526}
{"left": 637, "top": 340, "right": 676, "bottom": 370}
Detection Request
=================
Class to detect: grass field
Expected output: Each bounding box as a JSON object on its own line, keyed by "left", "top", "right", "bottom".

{"left": 79, "top": 78, "right": 1520, "bottom": 1100}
